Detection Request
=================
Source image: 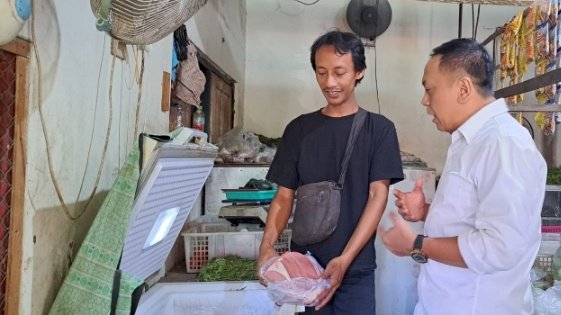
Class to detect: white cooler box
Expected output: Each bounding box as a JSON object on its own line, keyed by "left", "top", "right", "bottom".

{"left": 136, "top": 281, "right": 299, "bottom": 315}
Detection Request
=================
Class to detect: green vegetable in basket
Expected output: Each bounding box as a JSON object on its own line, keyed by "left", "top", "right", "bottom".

{"left": 198, "top": 255, "right": 259, "bottom": 282}
{"left": 547, "top": 167, "right": 561, "bottom": 185}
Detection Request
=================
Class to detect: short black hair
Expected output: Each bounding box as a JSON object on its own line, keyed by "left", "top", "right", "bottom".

{"left": 310, "top": 30, "right": 366, "bottom": 85}
{"left": 431, "top": 38, "right": 494, "bottom": 97}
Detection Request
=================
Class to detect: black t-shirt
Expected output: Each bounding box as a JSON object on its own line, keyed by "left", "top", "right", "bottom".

{"left": 267, "top": 108, "right": 404, "bottom": 272}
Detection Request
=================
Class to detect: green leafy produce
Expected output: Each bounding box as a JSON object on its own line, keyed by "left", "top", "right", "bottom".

{"left": 198, "top": 255, "right": 259, "bottom": 282}
{"left": 256, "top": 134, "right": 281, "bottom": 148}
{"left": 547, "top": 167, "right": 561, "bottom": 185}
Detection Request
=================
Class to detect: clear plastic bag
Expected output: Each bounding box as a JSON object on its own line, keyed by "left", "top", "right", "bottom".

{"left": 217, "top": 126, "right": 263, "bottom": 163}
{"left": 533, "top": 281, "right": 561, "bottom": 315}
{"left": 260, "top": 252, "right": 330, "bottom": 306}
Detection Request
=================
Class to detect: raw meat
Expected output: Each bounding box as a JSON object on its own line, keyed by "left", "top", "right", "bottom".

{"left": 260, "top": 252, "right": 329, "bottom": 306}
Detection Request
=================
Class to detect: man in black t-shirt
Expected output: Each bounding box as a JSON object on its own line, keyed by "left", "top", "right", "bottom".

{"left": 258, "top": 30, "right": 403, "bottom": 315}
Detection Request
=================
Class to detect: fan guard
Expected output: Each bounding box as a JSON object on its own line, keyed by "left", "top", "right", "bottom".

{"left": 90, "top": 0, "right": 208, "bottom": 45}
{"left": 346, "top": 0, "right": 392, "bottom": 40}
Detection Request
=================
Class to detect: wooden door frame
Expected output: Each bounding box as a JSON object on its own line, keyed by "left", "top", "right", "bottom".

{"left": 0, "top": 37, "right": 30, "bottom": 315}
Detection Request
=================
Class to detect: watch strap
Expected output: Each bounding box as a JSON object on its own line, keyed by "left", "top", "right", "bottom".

{"left": 413, "top": 234, "right": 425, "bottom": 251}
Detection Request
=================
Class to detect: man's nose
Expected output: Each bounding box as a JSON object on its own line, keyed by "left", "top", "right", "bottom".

{"left": 325, "top": 74, "right": 337, "bottom": 87}
{"left": 421, "top": 94, "right": 429, "bottom": 107}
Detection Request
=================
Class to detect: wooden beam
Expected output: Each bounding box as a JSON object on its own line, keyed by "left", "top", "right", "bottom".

{"left": 495, "top": 68, "right": 561, "bottom": 98}
{"left": 508, "top": 103, "right": 561, "bottom": 112}
{"left": 0, "top": 38, "right": 31, "bottom": 58}
{"left": 161, "top": 71, "right": 171, "bottom": 112}
{"left": 5, "top": 54, "right": 29, "bottom": 315}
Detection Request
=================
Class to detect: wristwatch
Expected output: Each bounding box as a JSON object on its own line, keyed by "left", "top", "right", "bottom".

{"left": 411, "top": 234, "right": 428, "bottom": 264}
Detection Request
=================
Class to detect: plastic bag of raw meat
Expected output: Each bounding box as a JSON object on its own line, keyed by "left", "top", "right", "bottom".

{"left": 259, "top": 251, "right": 331, "bottom": 306}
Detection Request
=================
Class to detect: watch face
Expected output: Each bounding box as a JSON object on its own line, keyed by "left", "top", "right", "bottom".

{"left": 411, "top": 251, "right": 428, "bottom": 264}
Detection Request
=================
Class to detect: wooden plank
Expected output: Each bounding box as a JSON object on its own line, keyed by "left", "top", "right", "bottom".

{"left": 197, "top": 49, "right": 236, "bottom": 85}
{"left": 495, "top": 68, "right": 561, "bottom": 98}
{"left": 208, "top": 72, "right": 234, "bottom": 144}
{"left": 0, "top": 38, "right": 31, "bottom": 58}
{"left": 5, "top": 56, "right": 29, "bottom": 315}
{"left": 508, "top": 104, "right": 561, "bottom": 112}
{"left": 161, "top": 71, "right": 171, "bottom": 112}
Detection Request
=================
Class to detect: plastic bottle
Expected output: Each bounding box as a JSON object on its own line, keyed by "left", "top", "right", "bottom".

{"left": 174, "top": 103, "right": 184, "bottom": 129}
{"left": 192, "top": 106, "right": 205, "bottom": 131}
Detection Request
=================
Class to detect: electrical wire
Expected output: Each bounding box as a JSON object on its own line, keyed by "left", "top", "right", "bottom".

{"left": 366, "top": 44, "right": 382, "bottom": 115}
{"left": 31, "top": 0, "right": 113, "bottom": 221}
{"left": 474, "top": 5, "right": 481, "bottom": 40}
{"left": 471, "top": 4, "right": 481, "bottom": 40}
{"left": 133, "top": 48, "right": 145, "bottom": 142}
{"left": 369, "top": 0, "right": 382, "bottom": 114}
{"left": 292, "top": 0, "right": 320, "bottom": 5}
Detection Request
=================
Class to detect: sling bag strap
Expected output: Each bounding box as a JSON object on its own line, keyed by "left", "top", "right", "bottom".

{"left": 336, "top": 107, "right": 368, "bottom": 189}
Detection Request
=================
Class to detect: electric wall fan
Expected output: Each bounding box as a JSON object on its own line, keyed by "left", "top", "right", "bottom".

{"left": 346, "top": 0, "right": 392, "bottom": 40}
{"left": 0, "top": 0, "right": 31, "bottom": 45}
{"left": 90, "top": 0, "right": 208, "bottom": 45}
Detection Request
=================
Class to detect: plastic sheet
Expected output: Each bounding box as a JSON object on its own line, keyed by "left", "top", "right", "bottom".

{"left": 217, "top": 127, "right": 263, "bottom": 163}
{"left": 533, "top": 281, "right": 561, "bottom": 315}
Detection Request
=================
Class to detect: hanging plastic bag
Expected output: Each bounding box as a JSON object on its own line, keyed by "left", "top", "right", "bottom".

{"left": 260, "top": 252, "right": 330, "bottom": 306}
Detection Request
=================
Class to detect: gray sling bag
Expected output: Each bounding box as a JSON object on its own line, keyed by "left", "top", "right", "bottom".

{"left": 291, "top": 108, "right": 368, "bottom": 246}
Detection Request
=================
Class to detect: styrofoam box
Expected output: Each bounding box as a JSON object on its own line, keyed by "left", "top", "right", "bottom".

{"left": 182, "top": 223, "right": 291, "bottom": 272}
{"left": 136, "top": 281, "right": 301, "bottom": 315}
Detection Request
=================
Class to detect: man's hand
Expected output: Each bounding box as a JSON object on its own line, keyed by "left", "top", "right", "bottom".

{"left": 257, "top": 245, "right": 279, "bottom": 287}
{"left": 312, "top": 256, "right": 350, "bottom": 310}
{"left": 393, "top": 178, "right": 428, "bottom": 222}
{"left": 379, "top": 213, "right": 417, "bottom": 257}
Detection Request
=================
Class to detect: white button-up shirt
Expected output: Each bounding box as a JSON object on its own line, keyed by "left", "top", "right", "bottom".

{"left": 415, "top": 99, "right": 547, "bottom": 315}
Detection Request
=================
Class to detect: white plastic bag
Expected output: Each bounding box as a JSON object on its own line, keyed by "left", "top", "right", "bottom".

{"left": 260, "top": 252, "right": 330, "bottom": 306}
{"left": 533, "top": 281, "right": 561, "bottom": 315}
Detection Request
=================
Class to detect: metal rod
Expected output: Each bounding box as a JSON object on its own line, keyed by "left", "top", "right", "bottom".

{"left": 481, "top": 27, "right": 504, "bottom": 46}
{"left": 458, "top": 4, "right": 463, "bottom": 38}
{"left": 494, "top": 68, "right": 561, "bottom": 98}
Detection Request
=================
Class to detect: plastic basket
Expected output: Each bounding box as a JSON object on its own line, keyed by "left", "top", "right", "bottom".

{"left": 534, "top": 255, "right": 555, "bottom": 273}
{"left": 542, "top": 226, "right": 561, "bottom": 234}
{"left": 182, "top": 223, "right": 291, "bottom": 273}
{"left": 222, "top": 189, "right": 277, "bottom": 201}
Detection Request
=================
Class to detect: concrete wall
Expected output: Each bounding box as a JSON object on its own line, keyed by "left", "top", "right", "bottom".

{"left": 185, "top": 0, "right": 247, "bottom": 127}
{"left": 244, "top": 0, "right": 522, "bottom": 173}
{"left": 15, "top": 0, "right": 245, "bottom": 314}
{"left": 11, "top": 0, "right": 530, "bottom": 313}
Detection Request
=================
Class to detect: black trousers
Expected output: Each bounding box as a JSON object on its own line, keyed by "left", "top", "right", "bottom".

{"left": 300, "top": 269, "right": 376, "bottom": 315}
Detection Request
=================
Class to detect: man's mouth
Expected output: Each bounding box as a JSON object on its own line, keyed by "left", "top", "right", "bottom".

{"left": 324, "top": 90, "right": 341, "bottom": 97}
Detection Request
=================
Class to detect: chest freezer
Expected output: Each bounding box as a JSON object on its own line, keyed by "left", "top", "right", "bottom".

{"left": 120, "top": 144, "right": 300, "bottom": 314}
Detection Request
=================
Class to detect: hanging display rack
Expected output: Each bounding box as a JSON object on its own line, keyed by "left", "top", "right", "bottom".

{"left": 416, "top": 0, "right": 532, "bottom": 5}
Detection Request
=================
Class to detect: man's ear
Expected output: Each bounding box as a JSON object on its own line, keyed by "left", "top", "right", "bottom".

{"left": 457, "top": 76, "right": 472, "bottom": 104}
{"left": 355, "top": 70, "right": 365, "bottom": 81}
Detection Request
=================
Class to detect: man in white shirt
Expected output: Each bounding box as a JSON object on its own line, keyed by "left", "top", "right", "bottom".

{"left": 380, "top": 38, "right": 547, "bottom": 314}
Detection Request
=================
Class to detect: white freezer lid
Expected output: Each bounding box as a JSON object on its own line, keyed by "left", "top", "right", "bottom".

{"left": 120, "top": 145, "right": 216, "bottom": 281}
